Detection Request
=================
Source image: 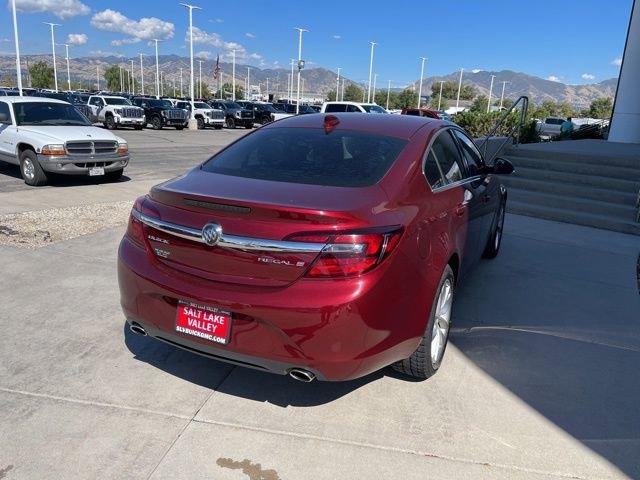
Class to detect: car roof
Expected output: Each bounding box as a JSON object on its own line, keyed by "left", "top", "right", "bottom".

{"left": 265, "top": 112, "right": 440, "bottom": 139}
{"left": 0, "top": 95, "right": 68, "bottom": 105}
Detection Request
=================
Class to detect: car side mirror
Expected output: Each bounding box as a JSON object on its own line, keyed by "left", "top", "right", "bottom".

{"left": 0, "top": 113, "right": 8, "bottom": 122}
{"left": 491, "top": 157, "right": 515, "bottom": 175}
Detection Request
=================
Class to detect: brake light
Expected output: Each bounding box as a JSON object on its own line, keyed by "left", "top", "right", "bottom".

{"left": 289, "top": 229, "right": 402, "bottom": 278}
{"left": 126, "top": 198, "right": 146, "bottom": 248}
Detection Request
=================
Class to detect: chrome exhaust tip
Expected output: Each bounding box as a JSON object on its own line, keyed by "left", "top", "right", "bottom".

{"left": 288, "top": 368, "right": 316, "bottom": 383}
{"left": 129, "top": 323, "right": 147, "bottom": 336}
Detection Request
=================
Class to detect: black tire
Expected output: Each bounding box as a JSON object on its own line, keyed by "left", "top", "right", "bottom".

{"left": 226, "top": 117, "right": 236, "bottom": 129}
{"left": 105, "top": 115, "right": 116, "bottom": 130}
{"left": 393, "top": 265, "right": 455, "bottom": 379}
{"left": 19, "top": 149, "right": 48, "bottom": 186}
{"left": 482, "top": 199, "right": 506, "bottom": 259}
{"left": 196, "top": 117, "right": 205, "bottom": 129}
{"left": 214, "top": 125, "right": 223, "bottom": 130}
{"left": 245, "top": 123, "right": 254, "bottom": 129}
{"left": 105, "top": 169, "right": 123, "bottom": 182}
{"left": 151, "top": 116, "right": 163, "bottom": 130}
{"left": 175, "top": 125, "right": 184, "bottom": 130}
{"left": 134, "top": 125, "right": 144, "bottom": 130}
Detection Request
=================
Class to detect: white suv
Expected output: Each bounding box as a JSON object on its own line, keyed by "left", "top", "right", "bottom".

{"left": 0, "top": 97, "right": 129, "bottom": 186}
{"left": 175, "top": 101, "right": 225, "bottom": 129}
{"left": 320, "top": 101, "right": 388, "bottom": 114}
{"left": 87, "top": 95, "right": 146, "bottom": 130}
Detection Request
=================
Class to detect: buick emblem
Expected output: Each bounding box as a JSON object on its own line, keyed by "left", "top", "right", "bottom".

{"left": 202, "top": 222, "right": 223, "bottom": 246}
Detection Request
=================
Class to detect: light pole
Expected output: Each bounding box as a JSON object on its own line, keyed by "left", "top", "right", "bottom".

{"left": 180, "top": 3, "right": 201, "bottom": 128}
{"left": 179, "top": 67, "right": 183, "bottom": 97}
{"left": 246, "top": 66, "right": 250, "bottom": 100}
{"left": 456, "top": 68, "right": 464, "bottom": 109}
{"left": 139, "top": 54, "right": 144, "bottom": 95}
{"left": 57, "top": 43, "right": 71, "bottom": 91}
{"left": 153, "top": 39, "right": 161, "bottom": 98}
{"left": 131, "top": 59, "right": 135, "bottom": 94}
{"left": 10, "top": 0, "right": 22, "bottom": 95}
{"left": 96, "top": 64, "right": 99, "bottom": 90}
{"left": 386, "top": 80, "right": 391, "bottom": 110}
{"left": 294, "top": 27, "right": 307, "bottom": 114}
{"left": 198, "top": 59, "right": 203, "bottom": 98}
{"left": 437, "top": 80, "right": 444, "bottom": 111}
{"left": 43, "top": 22, "right": 60, "bottom": 91}
{"left": 487, "top": 75, "right": 496, "bottom": 113}
{"left": 499, "top": 81, "right": 509, "bottom": 109}
{"left": 341, "top": 78, "right": 345, "bottom": 101}
{"left": 289, "top": 58, "right": 295, "bottom": 100}
{"left": 266, "top": 77, "right": 269, "bottom": 100}
{"left": 335, "top": 67, "right": 341, "bottom": 101}
{"left": 417, "top": 56, "right": 427, "bottom": 108}
{"left": 372, "top": 73, "right": 378, "bottom": 104}
{"left": 232, "top": 49, "right": 236, "bottom": 101}
{"left": 367, "top": 41, "right": 376, "bottom": 102}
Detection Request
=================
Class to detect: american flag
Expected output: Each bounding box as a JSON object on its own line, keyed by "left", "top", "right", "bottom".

{"left": 213, "top": 54, "right": 221, "bottom": 80}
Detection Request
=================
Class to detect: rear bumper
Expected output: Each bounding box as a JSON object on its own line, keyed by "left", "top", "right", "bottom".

{"left": 117, "top": 237, "right": 431, "bottom": 381}
{"left": 38, "top": 154, "right": 129, "bottom": 174}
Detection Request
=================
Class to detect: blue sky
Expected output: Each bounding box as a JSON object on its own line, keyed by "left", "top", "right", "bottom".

{"left": 0, "top": 0, "right": 632, "bottom": 85}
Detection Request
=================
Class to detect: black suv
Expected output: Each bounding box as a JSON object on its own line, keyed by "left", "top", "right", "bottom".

{"left": 131, "top": 97, "right": 188, "bottom": 130}
{"left": 208, "top": 100, "right": 254, "bottom": 129}
{"left": 236, "top": 101, "right": 278, "bottom": 125}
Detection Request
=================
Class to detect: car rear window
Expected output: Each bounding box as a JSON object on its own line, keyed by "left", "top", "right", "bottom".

{"left": 202, "top": 127, "right": 408, "bottom": 187}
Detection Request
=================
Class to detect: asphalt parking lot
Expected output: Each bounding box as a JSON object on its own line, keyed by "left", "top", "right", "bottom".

{"left": 1, "top": 129, "right": 639, "bottom": 479}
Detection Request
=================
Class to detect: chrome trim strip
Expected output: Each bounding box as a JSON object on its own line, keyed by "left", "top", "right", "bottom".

{"left": 134, "top": 210, "right": 326, "bottom": 253}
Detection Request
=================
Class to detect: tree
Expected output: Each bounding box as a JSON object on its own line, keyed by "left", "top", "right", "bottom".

{"left": 103, "top": 65, "right": 120, "bottom": 91}
{"left": 0, "top": 73, "right": 15, "bottom": 87}
{"left": 470, "top": 95, "right": 489, "bottom": 113}
{"left": 396, "top": 88, "right": 416, "bottom": 109}
{"left": 326, "top": 89, "right": 337, "bottom": 101}
{"left": 343, "top": 84, "right": 364, "bottom": 102}
{"left": 29, "top": 61, "right": 54, "bottom": 89}
{"left": 588, "top": 97, "right": 613, "bottom": 119}
{"left": 194, "top": 81, "right": 211, "bottom": 99}
{"left": 428, "top": 96, "right": 449, "bottom": 111}
{"left": 212, "top": 82, "right": 244, "bottom": 100}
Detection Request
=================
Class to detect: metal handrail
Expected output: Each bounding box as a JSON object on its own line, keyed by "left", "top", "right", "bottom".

{"left": 476, "top": 95, "right": 529, "bottom": 164}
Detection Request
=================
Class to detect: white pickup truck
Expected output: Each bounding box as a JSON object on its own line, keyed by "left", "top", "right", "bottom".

{"left": 0, "top": 96, "right": 129, "bottom": 186}
{"left": 87, "top": 95, "right": 146, "bottom": 130}
{"left": 174, "top": 101, "right": 225, "bottom": 129}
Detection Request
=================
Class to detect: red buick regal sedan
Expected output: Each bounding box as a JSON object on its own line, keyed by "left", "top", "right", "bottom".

{"left": 118, "top": 113, "right": 514, "bottom": 382}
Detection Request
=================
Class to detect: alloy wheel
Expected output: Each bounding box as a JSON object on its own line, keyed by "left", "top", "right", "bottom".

{"left": 22, "top": 158, "right": 35, "bottom": 181}
{"left": 430, "top": 278, "right": 453, "bottom": 367}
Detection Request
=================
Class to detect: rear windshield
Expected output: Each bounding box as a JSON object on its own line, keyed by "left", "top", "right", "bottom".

{"left": 202, "top": 127, "right": 407, "bottom": 187}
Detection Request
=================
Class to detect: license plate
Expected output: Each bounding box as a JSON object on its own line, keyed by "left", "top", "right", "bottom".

{"left": 175, "top": 301, "right": 232, "bottom": 345}
{"left": 89, "top": 167, "right": 104, "bottom": 176}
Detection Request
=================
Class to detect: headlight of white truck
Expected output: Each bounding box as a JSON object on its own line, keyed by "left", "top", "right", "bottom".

{"left": 41, "top": 144, "right": 66, "bottom": 156}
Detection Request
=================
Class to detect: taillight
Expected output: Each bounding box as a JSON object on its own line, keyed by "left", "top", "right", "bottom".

{"left": 126, "top": 198, "right": 146, "bottom": 248}
{"left": 289, "top": 228, "right": 402, "bottom": 278}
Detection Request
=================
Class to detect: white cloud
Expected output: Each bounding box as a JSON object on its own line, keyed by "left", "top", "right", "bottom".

{"left": 546, "top": 75, "right": 561, "bottom": 82}
{"left": 471, "top": 69, "right": 482, "bottom": 73}
{"left": 67, "top": 33, "right": 87, "bottom": 45}
{"left": 245, "top": 32, "right": 256, "bottom": 38}
{"left": 187, "top": 26, "right": 261, "bottom": 62}
{"left": 0, "top": 37, "right": 10, "bottom": 43}
{"left": 195, "top": 50, "right": 211, "bottom": 59}
{"left": 111, "top": 38, "right": 139, "bottom": 46}
{"left": 89, "top": 50, "right": 122, "bottom": 58}
{"left": 581, "top": 73, "right": 595, "bottom": 80}
{"left": 91, "top": 9, "right": 174, "bottom": 44}
{"left": 13, "top": 0, "right": 89, "bottom": 19}
{"left": 210, "top": 18, "right": 223, "bottom": 23}
{"left": 611, "top": 57, "right": 622, "bottom": 67}
{"left": 332, "top": 35, "right": 341, "bottom": 40}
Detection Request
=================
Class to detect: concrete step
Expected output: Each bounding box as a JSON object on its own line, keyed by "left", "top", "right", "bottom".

{"left": 507, "top": 155, "right": 640, "bottom": 181}
{"left": 501, "top": 176, "right": 637, "bottom": 205}
{"left": 511, "top": 166, "right": 640, "bottom": 193}
{"left": 507, "top": 200, "right": 640, "bottom": 235}
{"left": 506, "top": 145, "right": 640, "bottom": 169}
{"left": 508, "top": 189, "right": 637, "bottom": 219}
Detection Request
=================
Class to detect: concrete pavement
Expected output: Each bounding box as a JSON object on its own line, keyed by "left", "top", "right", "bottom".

{"left": 0, "top": 128, "right": 638, "bottom": 479}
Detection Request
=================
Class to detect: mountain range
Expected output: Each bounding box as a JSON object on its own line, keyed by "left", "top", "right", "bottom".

{"left": 0, "top": 54, "right": 617, "bottom": 107}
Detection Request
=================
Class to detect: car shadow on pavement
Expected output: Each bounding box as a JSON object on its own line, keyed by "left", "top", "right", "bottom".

{"left": 123, "top": 322, "right": 417, "bottom": 407}
{"left": 448, "top": 253, "right": 640, "bottom": 479}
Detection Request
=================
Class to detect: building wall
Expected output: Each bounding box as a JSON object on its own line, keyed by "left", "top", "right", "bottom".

{"left": 610, "top": 0, "right": 640, "bottom": 143}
